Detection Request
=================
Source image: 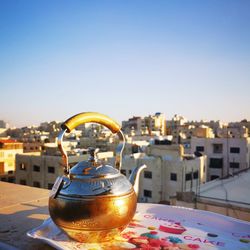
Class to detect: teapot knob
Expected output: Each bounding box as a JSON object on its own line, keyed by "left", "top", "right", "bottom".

{"left": 88, "top": 147, "right": 100, "bottom": 162}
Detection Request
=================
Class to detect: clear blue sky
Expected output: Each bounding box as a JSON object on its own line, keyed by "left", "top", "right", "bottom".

{"left": 0, "top": 0, "right": 250, "bottom": 127}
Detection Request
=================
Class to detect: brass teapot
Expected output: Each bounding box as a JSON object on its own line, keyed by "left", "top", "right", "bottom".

{"left": 49, "top": 112, "right": 146, "bottom": 243}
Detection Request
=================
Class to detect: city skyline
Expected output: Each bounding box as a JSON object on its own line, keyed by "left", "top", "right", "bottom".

{"left": 1, "top": 111, "right": 249, "bottom": 129}
{"left": 1, "top": 1, "right": 250, "bottom": 127}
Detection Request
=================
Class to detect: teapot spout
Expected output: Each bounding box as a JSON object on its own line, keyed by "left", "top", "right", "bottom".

{"left": 129, "top": 164, "right": 147, "bottom": 197}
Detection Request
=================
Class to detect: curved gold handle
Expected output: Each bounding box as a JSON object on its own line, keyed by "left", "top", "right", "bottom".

{"left": 58, "top": 112, "right": 124, "bottom": 175}
{"left": 61, "top": 112, "right": 121, "bottom": 133}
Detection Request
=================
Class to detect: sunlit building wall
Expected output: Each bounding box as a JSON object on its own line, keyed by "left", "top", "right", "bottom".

{"left": 0, "top": 139, "right": 23, "bottom": 182}
{"left": 191, "top": 137, "right": 250, "bottom": 180}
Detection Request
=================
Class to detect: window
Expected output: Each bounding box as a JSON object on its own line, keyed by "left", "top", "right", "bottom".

{"left": 213, "top": 144, "right": 223, "bottom": 154}
{"left": 144, "top": 171, "right": 152, "bottom": 179}
{"left": 170, "top": 173, "right": 177, "bottom": 181}
{"left": 20, "top": 163, "right": 26, "bottom": 171}
{"left": 20, "top": 179, "right": 26, "bottom": 185}
{"left": 48, "top": 183, "right": 54, "bottom": 190}
{"left": 230, "top": 147, "right": 240, "bottom": 154}
{"left": 33, "top": 165, "right": 40, "bottom": 172}
{"left": 48, "top": 166, "right": 55, "bottom": 174}
{"left": 121, "top": 169, "right": 126, "bottom": 176}
{"left": 185, "top": 173, "right": 192, "bottom": 181}
{"left": 193, "top": 171, "right": 199, "bottom": 179}
{"left": 33, "top": 181, "right": 40, "bottom": 188}
{"left": 210, "top": 175, "right": 219, "bottom": 180}
{"left": 210, "top": 158, "right": 223, "bottom": 169}
{"left": 230, "top": 162, "right": 240, "bottom": 168}
{"left": 144, "top": 189, "right": 152, "bottom": 198}
{"left": 196, "top": 146, "right": 204, "bottom": 152}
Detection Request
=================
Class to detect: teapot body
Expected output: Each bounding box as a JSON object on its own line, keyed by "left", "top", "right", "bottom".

{"left": 49, "top": 186, "right": 137, "bottom": 242}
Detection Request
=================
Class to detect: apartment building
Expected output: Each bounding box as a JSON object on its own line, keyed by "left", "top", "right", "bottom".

{"left": 144, "top": 112, "right": 166, "bottom": 136}
{"left": 15, "top": 149, "right": 113, "bottom": 189}
{"left": 15, "top": 153, "right": 88, "bottom": 189}
{"left": 0, "top": 139, "right": 23, "bottom": 182}
{"left": 185, "top": 120, "right": 224, "bottom": 137}
{"left": 229, "top": 120, "right": 250, "bottom": 137}
{"left": 122, "top": 112, "right": 166, "bottom": 136}
{"left": 191, "top": 136, "right": 250, "bottom": 180}
{"left": 122, "top": 116, "right": 143, "bottom": 135}
{"left": 113, "top": 144, "right": 206, "bottom": 204}
{"left": 217, "top": 124, "right": 248, "bottom": 138}
{"left": 23, "top": 142, "right": 42, "bottom": 153}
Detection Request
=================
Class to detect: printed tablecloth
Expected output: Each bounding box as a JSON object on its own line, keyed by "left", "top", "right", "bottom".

{"left": 27, "top": 203, "right": 250, "bottom": 250}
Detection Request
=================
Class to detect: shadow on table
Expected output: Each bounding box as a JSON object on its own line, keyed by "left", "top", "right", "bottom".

{"left": 0, "top": 202, "right": 54, "bottom": 250}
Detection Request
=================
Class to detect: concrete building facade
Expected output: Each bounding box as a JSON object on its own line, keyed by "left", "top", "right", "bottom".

{"left": 113, "top": 145, "right": 207, "bottom": 204}
{"left": 191, "top": 137, "right": 250, "bottom": 180}
{"left": 122, "top": 113, "right": 166, "bottom": 136}
{"left": 15, "top": 153, "right": 88, "bottom": 189}
{"left": 0, "top": 139, "right": 23, "bottom": 182}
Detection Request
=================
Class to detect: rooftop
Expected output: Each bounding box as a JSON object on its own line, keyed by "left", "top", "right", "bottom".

{"left": 0, "top": 181, "right": 52, "bottom": 250}
{"left": 196, "top": 168, "right": 250, "bottom": 208}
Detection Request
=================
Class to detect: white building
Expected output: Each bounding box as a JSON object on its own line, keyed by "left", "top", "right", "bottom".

{"left": 111, "top": 144, "right": 207, "bottom": 204}
{"left": 191, "top": 137, "right": 250, "bottom": 180}
{"left": 15, "top": 153, "right": 88, "bottom": 189}
{"left": 0, "top": 139, "right": 23, "bottom": 183}
{"left": 15, "top": 150, "right": 113, "bottom": 189}
{"left": 122, "top": 113, "right": 167, "bottom": 136}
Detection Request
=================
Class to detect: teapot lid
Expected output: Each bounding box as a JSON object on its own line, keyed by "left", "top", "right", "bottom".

{"left": 69, "top": 148, "right": 119, "bottom": 179}
{"left": 59, "top": 154, "right": 132, "bottom": 197}
{"left": 69, "top": 160, "right": 120, "bottom": 179}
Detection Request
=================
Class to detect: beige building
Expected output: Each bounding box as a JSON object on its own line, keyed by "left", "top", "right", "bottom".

{"left": 15, "top": 149, "right": 113, "bottom": 189}
{"left": 217, "top": 125, "right": 248, "bottom": 138}
{"left": 23, "top": 142, "right": 42, "bottom": 153}
{"left": 15, "top": 153, "right": 88, "bottom": 189}
{"left": 166, "top": 114, "right": 187, "bottom": 135}
{"left": 144, "top": 112, "right": 166, "bottom": 136}
{"left": 122, "top": 113, "right": 167, "bottom": 136}
{"left": 191, "top": 136, "right": 250, "bottom": 180}
{"left": 186, "top": 120, "right": 224, "bottom": 134}
{"left": 0, "top": 139, "right": 23, "bottom": 183}
{"left": 193, "top": 126, "right": 214, "bottom": 138}
{"left": 229, "top": 120, "right": 250, "bottom": 137}
{"left": 111, "top": 144, "right": 207, "bottom": 204}
{"left": 122, "top": 116, "right": 144, "bottom": 135}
